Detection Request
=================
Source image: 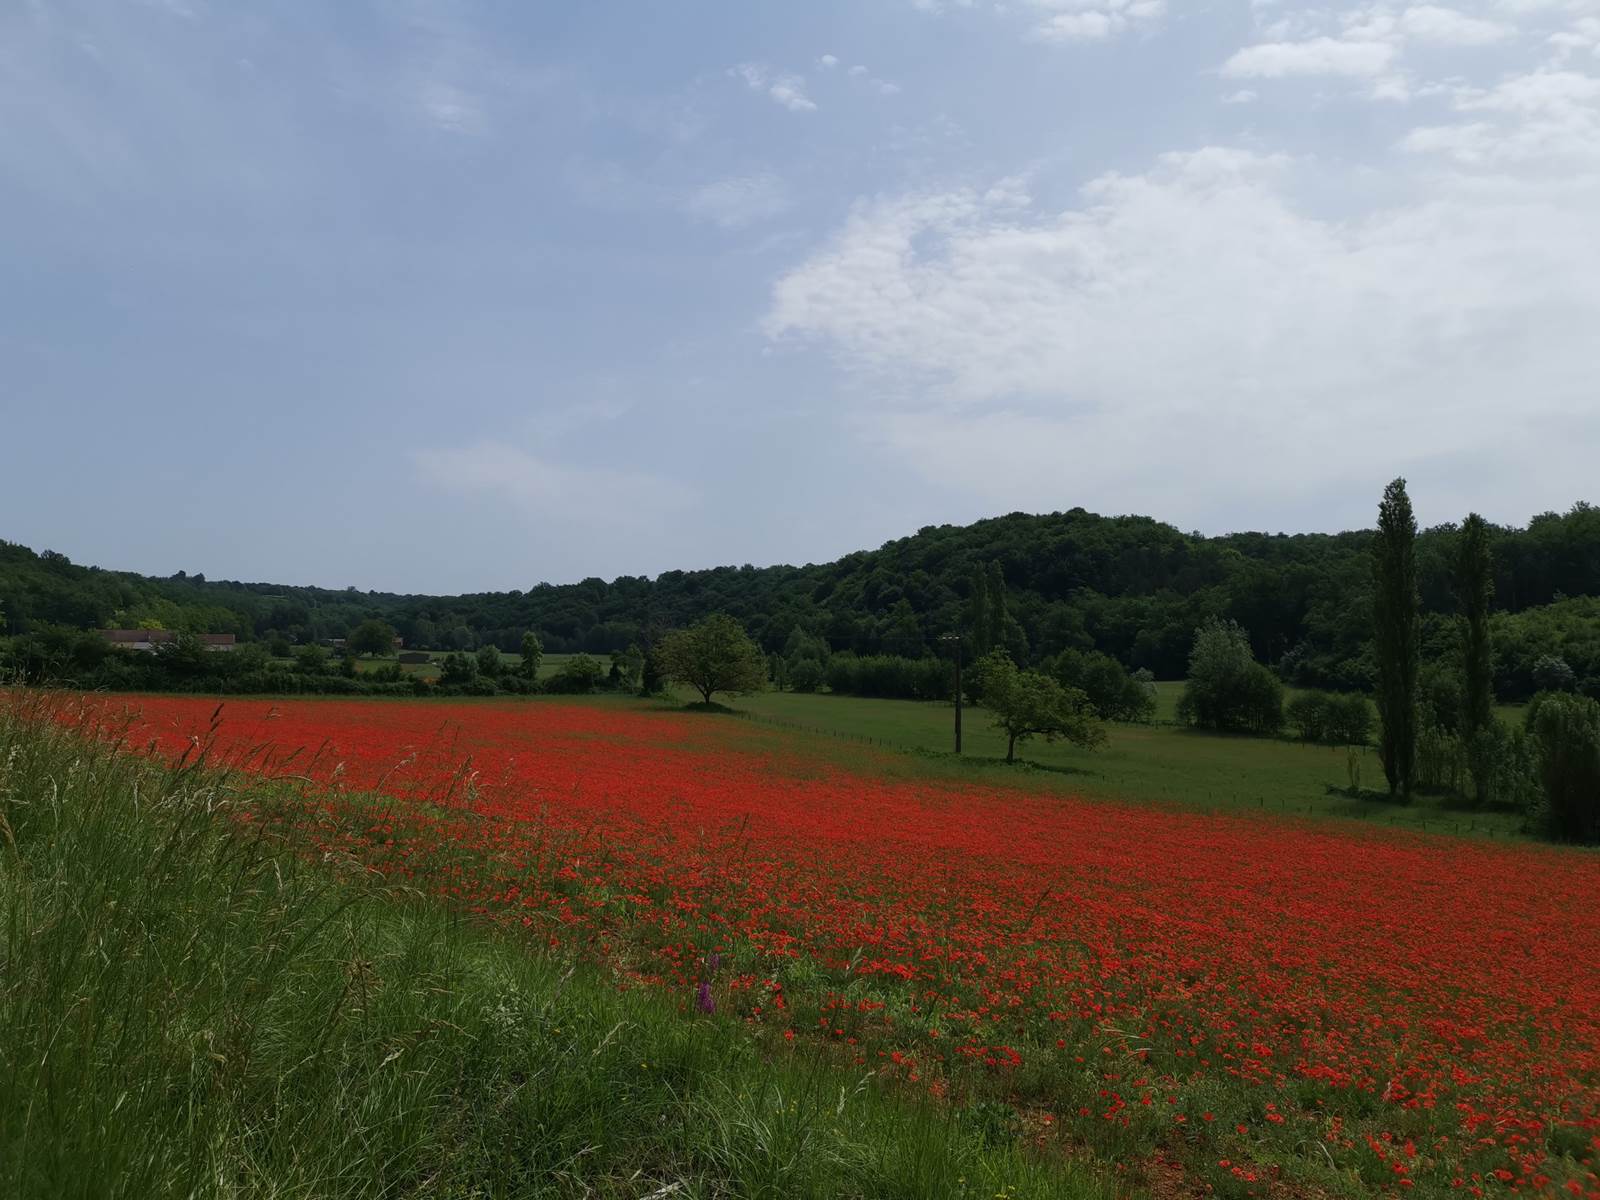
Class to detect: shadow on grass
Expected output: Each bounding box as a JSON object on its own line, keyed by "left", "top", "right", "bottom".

{"left": 1326, "top": 783, "right": 1407, "bottom": 806}
{"left": 680, "top": 700, "right": 741, "bottom": 715}
{"left": 910, "top": 747, "right": 1098, "bottom": 780}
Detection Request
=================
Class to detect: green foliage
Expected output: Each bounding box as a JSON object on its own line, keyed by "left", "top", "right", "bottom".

{"left": 1525, "top": 691, "right": 1600, "bottom": 843}
{"left": 788, "top": 656, "right": 824, "bottom": 694}
{"left": 294, "top": 643, "right": 329, "bottom": 674}
{"left": 973, "top": 650, "right": 1106, "bottom": 763}
{"left": 348, "top": 618, "right": 398, "bottom": 657}
{"left": 475, "top": 644, "right": 503, "bottom": 678}
{"left": 518, "top": 631, "right": 544, "bottom": 680}
{"left": 1492, "top": 597, "right": 1600, "bottom": 699}
{"left": 612, "top": 643, "right": 643, "bottom": 690}
{"left": 824, "top": 653, "right": 950, "bottom": 700}
{"left": 1532, "top": 654, "right": 1578, "bottom": 693}
{"left": 656, "top": 614, "right": 768, "bottom": 705}
{"left": 1285, "top": 691, "right": 1373, "bottom": 746}
{"left": 1464, "top": 720, "right": 1541, "bottom": 813}
{"left": 544, "top": 653, "right": 604, "bottom": 694}
{"left": 6, "top": 501, "right": 1600, "bottom": 695}
{"left": 1046, "top": 648, "right": 1155, "bottom": 723}
{"left": 438, "top": 651, "right": 477, "bottom": 686}
{"left": 1455, "top": 513, "right": 1495, "bottom": 742}
{"left": 1176, "top": 618, "right": 1284, "bottom": 735}
{"left": 1374, "top": 478, "right": 1421, "bottom": 800}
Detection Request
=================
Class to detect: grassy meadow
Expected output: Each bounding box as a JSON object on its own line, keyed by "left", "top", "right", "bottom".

{"left": 699, "top": 686, "right": 1528, "bottom": 838}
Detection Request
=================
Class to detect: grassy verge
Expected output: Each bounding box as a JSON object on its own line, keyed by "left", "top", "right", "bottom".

{"left": 0, "top": 702, "right": 1110, "bottom": 1200}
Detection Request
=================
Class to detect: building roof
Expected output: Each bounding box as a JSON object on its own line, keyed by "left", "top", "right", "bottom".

{"left": 100, "top": 629, "right": 236, "bottom": 645}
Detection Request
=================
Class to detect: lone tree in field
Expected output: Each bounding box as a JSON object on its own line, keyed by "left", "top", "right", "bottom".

{"left": 657, "top": 613, "right": 767, "bottom": 705}
{"left": 1176, "top": 617, "right": 1283, "bottom": 735}
{"left": 348, "top": 619, "right": 397, "bottom": 657}
{"left": 974, "top": 650, "right": 1105, "bottom": 764}
{"left": 1373, "top": 478, "right": 1421, "bottom": 800}
{"left": 518, "top": 631, "right": 543, "bottom": 680}
{"left": 1455, "top": 513, "right": 1494, "bottom": 739}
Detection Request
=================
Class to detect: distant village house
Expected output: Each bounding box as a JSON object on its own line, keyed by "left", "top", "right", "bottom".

{"left": 100, "top": 630, "right": 237, "bottom": 653}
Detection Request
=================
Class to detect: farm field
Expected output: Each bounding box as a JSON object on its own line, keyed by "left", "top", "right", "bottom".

{"left": 715, "top": 689, "right": 1527, "bottom": 837}
{"left": 60, "top": 692, "right": 1600, "bottom": 1198}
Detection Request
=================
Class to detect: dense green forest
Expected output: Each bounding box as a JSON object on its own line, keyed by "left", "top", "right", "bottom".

{"left": 4, "top": 503, "right": 1599, "bottom": 700}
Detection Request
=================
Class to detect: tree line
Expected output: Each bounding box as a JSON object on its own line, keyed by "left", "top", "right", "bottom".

{"left": 4, "top": 501, "right": 1599, "bottom": 700}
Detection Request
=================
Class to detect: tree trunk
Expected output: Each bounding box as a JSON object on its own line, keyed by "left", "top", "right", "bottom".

{"left": 1007, "top": 734, "right": 1016, "bottom": 764}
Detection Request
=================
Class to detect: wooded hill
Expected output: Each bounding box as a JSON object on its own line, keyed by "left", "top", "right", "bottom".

{"left": 4, "top": 502, "right": 1598, "bottom": 699}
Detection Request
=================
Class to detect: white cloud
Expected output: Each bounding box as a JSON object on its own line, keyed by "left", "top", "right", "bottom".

{"left": 1224, "top": 88, "right": 1260, "bottom": 103}
{"left": 1222, "top": 35, "right": 1399, "bottom": 77}
{"left": 1029, "top": 0, "right": 1167, "bottom": 42}
{"left": 684, "top": 172, "right": 790, "bottom": 228}
{"left": 732, "top": 63, "right": 817, "bottom": 112}
{"left": 1399, "top": 5, "right": 1516, "bottom": 44}
{"left": 909, "top": 0, "right": 1166, "bottom": 42}
{"left": 817, "top": 53, "right": 840, "bottom": 69}
{"left": 1401, "top": 67, "right": 1600, "bottom": 162}
{"left": 764, "top": 145, "right": 1600, "bottom": 526}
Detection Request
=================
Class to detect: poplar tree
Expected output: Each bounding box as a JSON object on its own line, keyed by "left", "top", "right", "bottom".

{"left": 1455, "top": 513, "right": 1494, "bottom": 739}
{"left": 968, "top": 566, "right": 992, "bottom": 655}
{"left": 1373, "top": 478, "right": 1420, "bottom": 800}
{"left": 985, "top": 560, "right": 1008, "bottom": 654}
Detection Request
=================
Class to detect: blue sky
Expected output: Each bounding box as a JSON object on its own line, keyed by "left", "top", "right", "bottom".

{"left": 3, "top": 0, "right": 1598, "bottom": 591}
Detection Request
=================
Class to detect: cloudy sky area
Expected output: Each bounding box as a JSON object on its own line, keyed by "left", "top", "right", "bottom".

{"left": 3, "top": 0, "right": 1597, "bottom": 591}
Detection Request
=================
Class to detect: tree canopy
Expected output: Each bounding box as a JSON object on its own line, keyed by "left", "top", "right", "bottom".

{"left": 655, "top": 614, "right": 768, "bottom": 705}
{"left": 974, "top": 651, "right": 1106, "bottom": 764}
{"left": 4, "top": 501, "right": 1600, "bottom": 701}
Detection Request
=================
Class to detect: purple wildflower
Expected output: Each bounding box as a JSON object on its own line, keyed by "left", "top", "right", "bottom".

{"left": 695, "top": 980, "right": 715, "bottom": 1014}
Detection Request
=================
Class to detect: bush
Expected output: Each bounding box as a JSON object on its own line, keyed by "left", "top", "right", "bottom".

{"left": 789, "top": 657, "right": 824, "bottom": 694}
{"left": 1046, "top": 649, "right": 1155, "bottom": 723}
{"left": 544, "top": 654, "right": 605, "bottom": 694}
{"left": 1327, "top": 694, "right": 1374, "bottom": 746}
{"left": 1177, "top": 619, "right": 1283, "bottom": 735}
{"left": 1286, "top": 692, "right": 1373, "bottom": 745}
{"left": 1525, "top": 691, "right": 1600, "bottom": 843}
{"left": 438, "top": 652, "right": 477, "bottom": 687}
{"left": 824, "top": 654, "right": 951, "bottom": 701}
{"left": 1464, "top": 720, "right": 1540, "bottom": 812}
{"left": 1286, "top": 693, "right": 1331, "bottom": 742}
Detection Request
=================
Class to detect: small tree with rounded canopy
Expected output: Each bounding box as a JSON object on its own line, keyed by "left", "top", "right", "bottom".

{"left": 1177, "top": 618, "right": 1284, "bottom": 735}
{"left": 348, "top": 619, "right": 397, "bottom": 658}
{"left": 657, "top": 614, "right": 767, "bottom": 705}
{"left": 974, "top": 650, "right": 1106, "bottom": 764}
{"left": 475, "top": 644, "right": 502, "bottom": 678}
{"left": 518, "top": 632, "right": 543, "bottom": 680}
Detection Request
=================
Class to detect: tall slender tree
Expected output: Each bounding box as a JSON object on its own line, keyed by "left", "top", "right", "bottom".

{"left": 1373, "top": 478, "right": 1421, "bottom": 800}
{"left": 985, "top": 560, "right": 1008, "bottom": 655}
{"left": 968, "top": 566, "right": 992, "bottom": 656}
{"left": 1455, "top": 513, "right": 1494, "bottom": 738}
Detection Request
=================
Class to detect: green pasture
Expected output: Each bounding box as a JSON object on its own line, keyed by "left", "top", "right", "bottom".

{"left": 695, "top": 687, "right": 1528, "bottom": 839}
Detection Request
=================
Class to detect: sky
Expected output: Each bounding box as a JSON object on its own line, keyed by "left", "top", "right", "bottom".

{"left": 2, "top": 0, "right": 1598, "bottom": 593}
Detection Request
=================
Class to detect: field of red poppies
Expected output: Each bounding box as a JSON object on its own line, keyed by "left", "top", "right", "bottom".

{"left": 64, "top": 695, "right": 1600, "bottom": 1198}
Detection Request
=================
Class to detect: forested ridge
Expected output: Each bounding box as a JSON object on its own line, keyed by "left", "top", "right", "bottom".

{"left": 5, "top": 502, "right": 1599, "bottom": 698}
